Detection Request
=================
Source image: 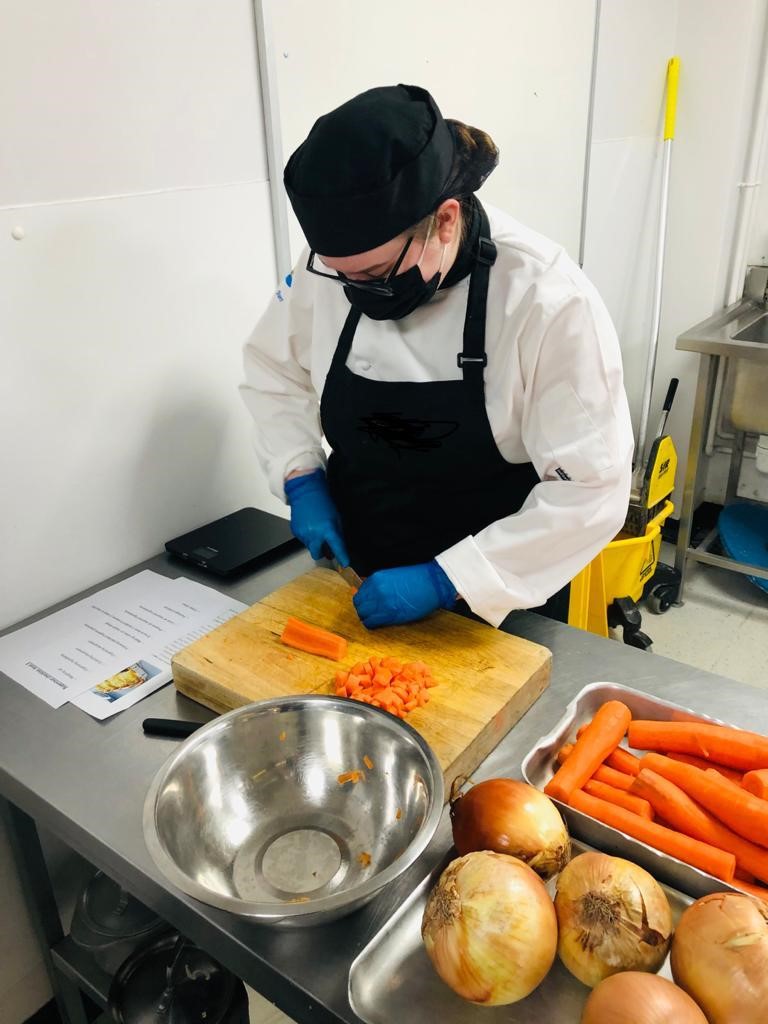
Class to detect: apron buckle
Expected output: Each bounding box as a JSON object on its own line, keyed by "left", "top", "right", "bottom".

{"left": 457, "top": 352, "right": 488, "bottom": 367}
{"left": 476, "top": 236, "right": 497, "bottom": 266}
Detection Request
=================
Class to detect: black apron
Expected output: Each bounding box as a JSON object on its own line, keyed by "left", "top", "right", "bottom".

{"left": 319, "top": 206, "right": 570, "bottom": 623}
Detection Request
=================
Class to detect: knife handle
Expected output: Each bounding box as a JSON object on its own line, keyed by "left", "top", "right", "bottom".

{"left": 142, "top": 718, "right": 202, "bottom": 739}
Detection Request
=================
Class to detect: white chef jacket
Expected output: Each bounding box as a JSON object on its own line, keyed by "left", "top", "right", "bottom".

{"left": 240, "top": 203, "right": 634, "bottom": 627}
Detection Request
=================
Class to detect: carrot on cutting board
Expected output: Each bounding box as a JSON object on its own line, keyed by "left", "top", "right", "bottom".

{"left": 631, "top": 767, "right": 768, "bottom": 885}
{"left": 743, "top": 769, "right": 768, "bottom": 800}
{"left": 666, "top": 752, "right": 743, "bottom": 784}
{"left": 569, "top": 789, "right": 736, "bottom": 882}
{"left": 545, "top": 701, "right": 632, "bottom": 804}
{"left": 280, "top": 617, "right": 348, "bottom": 661}
{"left": 583, "top": 779, "right": 653, "bottom": 820}
{"left": 556, "top": 744, "right": 635, "bottom": 791}
{"left": 334, "top": 656, "right": 436, "bottom": 719}
{"left": 643, "top": 753, "right": 768, "bottom": 849}
{"left": 628, "top": 719, "right": 768, "bottom": 772}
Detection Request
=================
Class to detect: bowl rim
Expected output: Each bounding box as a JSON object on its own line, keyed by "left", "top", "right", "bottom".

{"left": 142, "top": 694, "right": 444, "bottom": 920}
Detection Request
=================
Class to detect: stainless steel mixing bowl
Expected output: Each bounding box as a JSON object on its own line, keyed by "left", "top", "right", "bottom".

{"left": 143, "top": 695, "right": 443, "bottom": 925}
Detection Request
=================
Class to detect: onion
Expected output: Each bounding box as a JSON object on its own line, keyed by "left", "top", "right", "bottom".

{"left": 671, "top": 892, "right": 768, "bottom": 1023}
{"left": 450, "top": 778, "right": 570, "bottom": 879}
{"left": 555, "top": 851, "right": 673, "bottom": 987}
{"left": 581, "top": 972, "right": 708, "bottom": 1024}
{"left": 421, "top": 850, "right": 557, "bottom": 1005}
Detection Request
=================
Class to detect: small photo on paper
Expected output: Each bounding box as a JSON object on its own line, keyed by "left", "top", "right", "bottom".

{"left": 91, "top": 660, "right": 162, "bottom": 702}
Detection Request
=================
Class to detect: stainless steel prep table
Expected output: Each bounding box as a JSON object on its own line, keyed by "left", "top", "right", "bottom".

{"left": 2, "top": 549, "right": 764, "bottom": 1024}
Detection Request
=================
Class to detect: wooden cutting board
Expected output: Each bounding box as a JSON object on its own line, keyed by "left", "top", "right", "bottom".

{"left": 172, "top": 568, "right": 551, "bottom": 795}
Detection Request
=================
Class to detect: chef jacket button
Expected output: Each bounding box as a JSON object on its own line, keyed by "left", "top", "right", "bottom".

{"left": 359, "top": 360, "right": 372, "bottom": 371}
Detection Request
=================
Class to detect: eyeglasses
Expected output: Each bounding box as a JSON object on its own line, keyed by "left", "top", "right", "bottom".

{"left": 306, "top": 236, "right": 414, "bottom": 296}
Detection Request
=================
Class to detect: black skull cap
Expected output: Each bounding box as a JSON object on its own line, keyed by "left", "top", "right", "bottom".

{"left": 284, "top": 84, "right": 455, "bottom": 257}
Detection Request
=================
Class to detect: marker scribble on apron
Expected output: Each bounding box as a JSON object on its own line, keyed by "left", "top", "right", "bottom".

{"left": 358, "top": 412, "right": 459, "bottom": 454}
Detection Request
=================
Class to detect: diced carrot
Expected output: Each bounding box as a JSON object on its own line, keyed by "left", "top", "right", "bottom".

{"left": 363, "top": 755, "right": 374, "bottom": 770}
{"left": 404, "top": 699, "right": 417, "bottom": 711}
{"left": 373, "top": 668, "right": 392, "bottom": 687}
{"left": 381, "top": 657, "right": 403, "bottom": 672}
{"left": 330, "top": 655, "right": 437, "bottom": 719}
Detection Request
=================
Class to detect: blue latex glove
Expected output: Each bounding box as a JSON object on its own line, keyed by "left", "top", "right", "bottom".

{"left": 283, "top": 469, "right": 350, "bottom": 565}
{"left": 353, "top": 561, "right": 457, "bottom": 629}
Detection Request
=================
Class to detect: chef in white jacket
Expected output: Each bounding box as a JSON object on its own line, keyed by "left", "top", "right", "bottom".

{"left": 241, "top": 84, "right": 633, "bottom": 630}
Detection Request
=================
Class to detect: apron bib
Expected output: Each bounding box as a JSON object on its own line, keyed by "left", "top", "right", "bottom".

{"left": 319, "top": 205, "right": 569, "bottom": 622}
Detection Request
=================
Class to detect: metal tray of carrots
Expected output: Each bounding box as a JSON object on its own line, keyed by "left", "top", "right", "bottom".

{"left": 521, "top": 681, "right": 748, "bottom": 901}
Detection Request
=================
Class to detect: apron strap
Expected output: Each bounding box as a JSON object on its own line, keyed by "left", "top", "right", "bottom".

{"left": 457, "top": 207, "right": 497, "bottom": 385}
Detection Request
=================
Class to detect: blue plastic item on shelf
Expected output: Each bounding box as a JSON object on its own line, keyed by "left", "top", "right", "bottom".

{"left": 718, "top": 501, "right": 768, "bottom": 596}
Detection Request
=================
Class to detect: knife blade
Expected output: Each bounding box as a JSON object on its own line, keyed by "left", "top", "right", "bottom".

{"left": 334, "top": 562, "right": 364, "bottom": 590}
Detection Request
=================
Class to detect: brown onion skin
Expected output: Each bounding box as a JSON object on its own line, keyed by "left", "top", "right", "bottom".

{"left": 671, "top": 892, "right": 768, "bottom": 1023}
{"left": 581, "top": 972, "right": 708, "bottom": 1024}
{"left": 555, "top": 852, "right": 673, "bottom": 987}
{"left": 450, "top": 778, "right": 570, "bottom": 879}
{"left": 422, "top": 851, "right": 558, "bottom": 1005}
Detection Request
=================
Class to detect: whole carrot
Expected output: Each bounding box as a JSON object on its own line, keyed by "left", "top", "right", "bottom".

{"left": 667, "top": 752, "right": 743, "bottom": 784}
{"left": 569, "top": 789, "right": 736, "bottom": 882}
{"left": 556, "top": 744, "right": 634, "bottom": 791}
{"left": 631, "top": 768, "right": 768, "bottom": 885}
{"left": 545, "top": 701, "right": 632, "bottom": 804}
{"left": 575, "top": 722, "right": 640, "bottom": 774}
{"left": 743, "top": 768, "right": 768, "bottom": 800}
{"left": 628, "top": 720, "right": 768, "bottom": 771}
{"left": 643, "top": 753, "right": 768, "bottom": 849}
{"left": 732, "top": 877, "right": 768, "bottom": 905}
{"left": 583, "top": 779, "right": 653, "bottom": 819}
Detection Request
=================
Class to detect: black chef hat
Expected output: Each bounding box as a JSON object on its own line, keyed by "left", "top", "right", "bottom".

{"left": 284, "top": 84, "right": 458, "bottom": 257}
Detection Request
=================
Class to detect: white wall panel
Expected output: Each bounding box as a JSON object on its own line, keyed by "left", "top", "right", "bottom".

{"left": 0, "top": 1, "right": 266, "bottom": 206}
{"left": 1, "top": 181, "right": 283, "bottom": 630}
{"left": 270, "top": 0, "right": 596, "bottom": 261}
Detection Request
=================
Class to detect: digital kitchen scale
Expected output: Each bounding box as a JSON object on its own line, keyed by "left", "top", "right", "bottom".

{"left": 165, "top": 507, "right": 300, "bottom": 577}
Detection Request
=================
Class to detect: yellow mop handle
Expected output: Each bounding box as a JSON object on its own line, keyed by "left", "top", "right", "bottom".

{"left": 664, "top": 57, "right": 681, "bottom": 141}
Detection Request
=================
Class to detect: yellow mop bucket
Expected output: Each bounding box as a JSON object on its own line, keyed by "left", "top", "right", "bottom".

{"left": 569, "top": 500, "right": 673, "bottom": 639}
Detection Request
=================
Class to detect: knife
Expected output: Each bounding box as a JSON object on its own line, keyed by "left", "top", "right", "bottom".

{"left": 334, "top": 562, "right": 364, "bottom": 591}
{"left": 321, "top": 543, "right": 364, "bottom": 590}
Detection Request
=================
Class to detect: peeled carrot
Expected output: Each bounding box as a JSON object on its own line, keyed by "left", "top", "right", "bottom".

{"left": 569, "top": 789, "right": 736, "bottom": 882}
{"left": 743, "top": 769, "right": 768, "bottom": 800}
{"left": 607, "top": 747, "right": 642, "bottom": 776}
{"left": 667, "top": 752, "right": 743, "bottom": 784}
{"left": 556, "top": 744, "right": 634, "bottom": 791}
{"left": 583, "top": 779, "right": 653, "bottom": 819}
{"left": 334, "top": 656, "right": 436, "bottom": 719}
{"left": 628, "top": 720, "right": 768, "bottom": 772}
{"left": 631, "top": 768, "right": 768, "bottom": 885}
{"left": 643, "top": 753, "right": 768, "bottom": 849}
{"left": 545, "top": 701, "right": 632, "bottom": 803}
{"left": 280, "top": 617, "right": 348, "bottom": 660}
{"left": 732, "top": 877, "right": 768, "bottom": 905}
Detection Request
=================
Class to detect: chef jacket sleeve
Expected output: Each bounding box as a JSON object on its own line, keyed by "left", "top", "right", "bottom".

{"left": 435, "top": 292, "right": 634, "bottom": 628}
{"left": 239, "top": 260, "right": 326, "bottom": 500}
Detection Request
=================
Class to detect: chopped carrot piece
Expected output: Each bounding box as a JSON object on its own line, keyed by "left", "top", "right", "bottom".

{"left": 330, "top": 655, "right": 437, "bottom": 719}
{"left": 363, "top": 755, "right": 374, "bottom": 770}
{"left": 280, "top": 617, "right": 348, "bottom": 661}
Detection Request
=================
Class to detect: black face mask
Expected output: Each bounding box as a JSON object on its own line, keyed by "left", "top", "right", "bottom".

{"left": 343, "top": 262, "right": 443, "bottom": 320}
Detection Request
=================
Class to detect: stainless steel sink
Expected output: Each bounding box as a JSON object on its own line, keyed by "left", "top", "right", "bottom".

{"left": 733, "top": 312, "right": 768, "bottom": 344}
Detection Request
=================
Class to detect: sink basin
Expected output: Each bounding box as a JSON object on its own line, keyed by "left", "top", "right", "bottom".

{"left": 733, "top": 313, "right": 768, "bottom": 344}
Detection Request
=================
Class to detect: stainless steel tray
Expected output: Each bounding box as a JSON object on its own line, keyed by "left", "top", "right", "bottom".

{"left": 348, "top": 840, "right": 691, "bottom": 1024}
{"left": 521, "top": 681, "right": 742, "bottom": 900}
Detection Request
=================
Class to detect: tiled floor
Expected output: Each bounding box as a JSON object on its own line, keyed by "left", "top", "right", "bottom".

{"left": 641, "top": 542, "right": 768, "bottom": 688}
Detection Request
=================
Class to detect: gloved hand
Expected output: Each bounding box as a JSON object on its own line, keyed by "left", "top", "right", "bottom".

{"left": 283, "top": 469, "right": 350, "bottom": 565}
{"left": 353, "top": 561, "right": 457, "bottom": 629}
